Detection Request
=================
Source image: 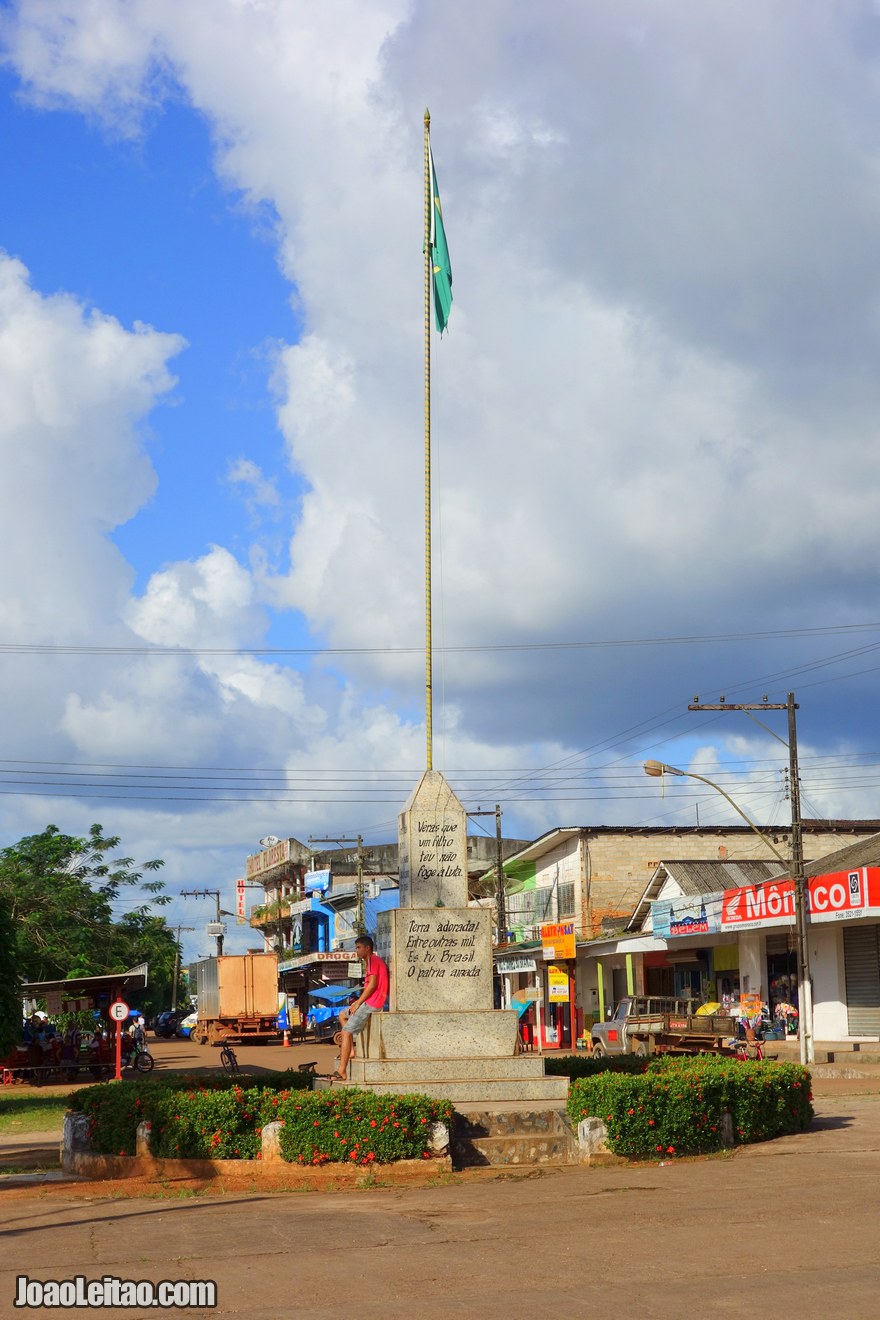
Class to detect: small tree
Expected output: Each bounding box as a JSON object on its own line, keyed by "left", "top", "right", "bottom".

{"left": 0, "top": 823, "right": 167, "bottom": 984}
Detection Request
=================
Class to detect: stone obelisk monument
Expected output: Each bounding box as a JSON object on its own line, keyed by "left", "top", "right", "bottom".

{"left": 346, "top": 770, "right": 566, "bottom": 1101}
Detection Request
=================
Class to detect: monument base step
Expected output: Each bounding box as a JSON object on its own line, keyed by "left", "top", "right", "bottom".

{"left": 451, "top": 1134, "right": 580, "bottom": 1168}
{"left": 348, "top": 1055, "right": 546, "bottom": 1084}
{"left": 451, "top": 1107, "right": 579, "bottom": 1168}
{"left": 315, "top": 1077, "right": 569, "bottom": 1104}
{"left": 454, "top": 1107, "right": 574, "bottom": 1138}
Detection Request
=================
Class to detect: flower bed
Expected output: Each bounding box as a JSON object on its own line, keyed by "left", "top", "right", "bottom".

{"left": 567, "top": 1055, "right": 812, "bottom": 1158}
{"left": 276, "top": 1091, "right": 453, "bottom": 1166}
{"left": 68, "top": 1074, "right": 453, "bottom": 1165}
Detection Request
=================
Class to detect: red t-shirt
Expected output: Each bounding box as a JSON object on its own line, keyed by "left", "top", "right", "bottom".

{"left": 364, "top": 953, "right": 389, "bottom": 1009}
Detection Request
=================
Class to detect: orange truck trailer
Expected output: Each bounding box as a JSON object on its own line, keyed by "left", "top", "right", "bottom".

{"left": 192, "top": 953, "right": 279, "bottom": 1046}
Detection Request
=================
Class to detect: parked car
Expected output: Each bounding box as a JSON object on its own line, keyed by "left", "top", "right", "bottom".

{"left": 178, "top": 1011, "right": 199, "bottom": 1039}
{"left": 153, "top": 1011, "right": 185, "bottom": 1039}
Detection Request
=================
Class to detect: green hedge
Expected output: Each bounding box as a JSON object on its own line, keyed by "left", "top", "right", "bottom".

{"left": 568, "top": 1055, "right": 812, "bottom": 1158}
{"left": 276, "top": 1091, "right": 454, "bottom": 1166}
{"left": 69, "top": 1073, "right": 312, "bottom": 1160}
{"left": 544, "top": 1054, "right": 650, "bottom": 1080}
{"left": 68, "top": 1074, "right": 454, "bottom": 1164}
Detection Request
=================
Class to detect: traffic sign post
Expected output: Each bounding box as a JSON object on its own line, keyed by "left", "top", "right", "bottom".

{"left": 109, "top": 1000, "right": 129, "bottom": 1082}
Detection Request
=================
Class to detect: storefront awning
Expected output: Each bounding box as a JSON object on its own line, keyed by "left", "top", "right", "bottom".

{"left": 22, "top": 962, "right": 149, "bottom": 997}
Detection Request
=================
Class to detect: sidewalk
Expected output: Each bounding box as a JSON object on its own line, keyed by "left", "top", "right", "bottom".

{"left": 769, "top": 1038, "right": 880, "bottom": 1063}
{"left": 0, "top": 1130, "right": 60, "bottom": 1171}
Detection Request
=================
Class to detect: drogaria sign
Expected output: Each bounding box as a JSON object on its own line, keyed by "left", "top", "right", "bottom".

{"left": 720, "top": 868, "right": 872, "bottom": 930}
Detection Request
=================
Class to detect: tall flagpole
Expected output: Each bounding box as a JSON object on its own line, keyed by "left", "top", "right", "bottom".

{"left": 423, "top": 108, "right": 433, "bottom": 771}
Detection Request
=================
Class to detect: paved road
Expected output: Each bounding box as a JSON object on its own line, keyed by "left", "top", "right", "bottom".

{"left": 1, "top": 1094, "right": 879, "bottom": 1319}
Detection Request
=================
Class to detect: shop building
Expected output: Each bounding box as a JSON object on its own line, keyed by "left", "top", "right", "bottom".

{"left": 495, "top": 924, "right": 580, "bottom": 1051}
{"left": 573, "top": 833, "right": 880, "bottom": 1040}
{"left": 496, "top": 822, "right": 880, "bottom": 1044}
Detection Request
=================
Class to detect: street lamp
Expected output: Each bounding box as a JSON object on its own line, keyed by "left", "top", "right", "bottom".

{"left": 643, "top": 761, "right": 789, "bottom": 866}
{"left": 643, "top": 759, "right": 813, "bottom": 1064}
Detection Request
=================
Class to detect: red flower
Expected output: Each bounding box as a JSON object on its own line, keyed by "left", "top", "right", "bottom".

{"left": 666, "top": 1146, "right": 675, "bottom": 1154}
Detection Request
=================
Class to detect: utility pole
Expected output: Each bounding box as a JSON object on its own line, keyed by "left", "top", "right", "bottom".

{"left": 688, "top": 692, "right": 813, "bottom": 1064}
{"left": 309, "top": 835, "right": 366, "bottom": 938}
{"left": 787, "top": 693, "right": 813, "bottom": 1066}
{"left": 166, "top": 925, "right": 196, "bottom": 1011}
{"left": 468, "top": 806, "right": 506, "bottom": 944}
{"left": 180, "top": 889, "right": 226, "bottom": 957}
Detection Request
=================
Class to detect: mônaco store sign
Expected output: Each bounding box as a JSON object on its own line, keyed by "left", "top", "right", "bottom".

{"left": 720, "top": 867, "right": 880, "bottom": 931}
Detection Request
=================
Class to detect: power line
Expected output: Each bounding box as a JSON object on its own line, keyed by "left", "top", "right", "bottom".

{"left": 2, "top": 620, "right": 880, "bottom": 657}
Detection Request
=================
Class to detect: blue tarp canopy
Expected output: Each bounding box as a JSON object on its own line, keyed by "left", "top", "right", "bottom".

{"left": 307, "top": 985, "right": 355, "bottom": 1003}
{"left": 307, "top": 1004, "right": 336, "bottom": 1025}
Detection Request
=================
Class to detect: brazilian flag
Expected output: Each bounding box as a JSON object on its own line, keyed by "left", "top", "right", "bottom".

{"left": 430, "top": 150, "right": 453, "bottom": 333}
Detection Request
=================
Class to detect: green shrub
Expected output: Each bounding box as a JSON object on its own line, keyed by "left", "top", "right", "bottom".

{"left": 68, "top": 1074, "right": 454, "bottom": 1164}
{"left": 544, "top": 1054, "right": 650, "bottom": 1080}
{"left": 568, "top": 1056, "right": 812, "bottom": 1158}
{"left": 275, "top": 1090, "right": 455, "bottom": 1167}
{"left": 69, "top": 1072, "right": 312, "bottom": 1159}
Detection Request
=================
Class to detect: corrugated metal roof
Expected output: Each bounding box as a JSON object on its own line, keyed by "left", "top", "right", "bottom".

{"left": 660, "top": 859, "right": 784, "bottom": 896}
{"left": 625, "top": 858, "right": 786, "bottom": 930}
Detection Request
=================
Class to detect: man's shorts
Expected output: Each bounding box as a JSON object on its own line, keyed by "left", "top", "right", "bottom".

{"left": 342, "top": 1003, "right": 376, "bottom": 1036}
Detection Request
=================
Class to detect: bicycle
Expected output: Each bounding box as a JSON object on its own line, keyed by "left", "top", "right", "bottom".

{"left": 730, "top": 1031, "right": 764, "bottom": 1062}
{"left": 122, "top": 1041, "right": 155, "bottom": 1073}
{"left": 219, "top": 1044, "right": 239, "bottom": 1075}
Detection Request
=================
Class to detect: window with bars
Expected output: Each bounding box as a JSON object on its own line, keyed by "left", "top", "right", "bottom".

{"left": 506, "top": 894, "right": 535, "bottom": 926}
{"left": 557, "top": 882, "right": 576, "bottom": 917}
{"left": 534, "top": 888, "right": 554, "bottom": 921}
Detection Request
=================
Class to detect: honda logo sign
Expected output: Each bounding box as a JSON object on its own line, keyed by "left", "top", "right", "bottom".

{"left": 721, "top": 868, "right": 866, "bottom": 931}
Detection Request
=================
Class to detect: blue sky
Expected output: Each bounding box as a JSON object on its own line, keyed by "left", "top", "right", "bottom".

{"left": 2, "top": 2, "right": 880, "bottom": 959}
{"left": 0, "top": 67, "right": 302, "bottom": 595}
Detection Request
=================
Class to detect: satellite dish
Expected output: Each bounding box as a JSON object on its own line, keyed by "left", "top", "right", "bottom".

{"left": 260, "top": 835, "right": 280, "bottom": 848}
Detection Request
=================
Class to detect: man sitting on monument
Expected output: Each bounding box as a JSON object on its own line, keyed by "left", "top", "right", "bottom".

{"left": 329, "top": 934, "right": 388, "bottom": 1083}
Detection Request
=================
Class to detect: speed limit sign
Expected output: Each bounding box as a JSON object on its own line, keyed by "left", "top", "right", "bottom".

{"left": 109, "top": 1000, "right": 129, "bottom": 1022}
